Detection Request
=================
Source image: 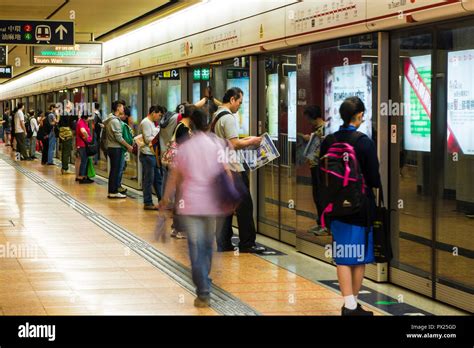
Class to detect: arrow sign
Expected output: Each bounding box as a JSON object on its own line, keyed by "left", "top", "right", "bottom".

{"left": 0, "top": 20, "right": 74, "bottom": 45}
{"left": 55, "top": 25, "right": 68, "bottom": 40}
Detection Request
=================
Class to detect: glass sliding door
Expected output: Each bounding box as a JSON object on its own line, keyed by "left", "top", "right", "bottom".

{"left": 295, "top": 34, "right": 379, "bottom": 254}
{"left": 435, "top": 21, "right": 474, "bottom": 312}
{"left": 390, "top": 30, "right": 434, "bottom": 294}
{"left": 391, "top": 21, "right": 474, "bottom": 312}
{"left": 119, "top": 77, "right": 141, "bottom": 189}
{"left": 96, "top": 83, "right": 110, "bottom": 176}
{"left": 258, "top": 51, "right": 298, "bottom": 245}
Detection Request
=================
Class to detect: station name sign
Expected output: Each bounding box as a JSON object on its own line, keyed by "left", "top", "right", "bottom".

{"left": 0, "top": 20, "right": 74, "bottom": 46}
{"left": 0, "top": 65, "right": 13, "bottom": 78}
{"left": 31, "top": 42, "right": 103, "bottom": 67}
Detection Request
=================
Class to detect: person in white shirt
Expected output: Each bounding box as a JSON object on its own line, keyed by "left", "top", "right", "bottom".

{"left": 14, "top": 102, "right": 30, "bottom": 161}
{"left": 29, "top": 110, "right": 40, "bottom": 159}
{"left": 139, "top": 105, "right": 164, "bottom": 210}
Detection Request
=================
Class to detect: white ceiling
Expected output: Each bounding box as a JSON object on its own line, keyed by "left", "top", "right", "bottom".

{"left": 0, "top": 0, "right": 189, "bottom": 83}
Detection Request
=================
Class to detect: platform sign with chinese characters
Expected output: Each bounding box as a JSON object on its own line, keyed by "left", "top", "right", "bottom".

{"left": 31, "top": 42, "right": 103, "bottom": 66}
{"left": 0, "top": 20, "right": 74, "bottom": 46}
{"left": 0, "top": 66, "right": 13, "bottom": 78}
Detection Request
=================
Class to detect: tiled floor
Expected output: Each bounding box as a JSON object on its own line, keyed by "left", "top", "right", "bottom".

{"left": 0, "top": 144, "right": 459, "bottom": 316}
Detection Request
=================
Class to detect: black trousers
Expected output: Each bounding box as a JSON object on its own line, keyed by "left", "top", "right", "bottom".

{"left": 41, "top": 138, "right": 49, "bottom": 164}
{"left": 15, "top": 132, "right": 28, "bottom": 160}
{"left": 218, "top": 171, "right": 256, "bottom": 250}
{"left": 311, "top": 165, "right": 323, "bottom": 224}
{"left": 107, "top": 147, "right": 122, "bottom": 194}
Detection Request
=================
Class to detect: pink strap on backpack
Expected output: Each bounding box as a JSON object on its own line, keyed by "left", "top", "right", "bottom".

{"left": 320, "top": 203, "right": 333, "bottom": 229}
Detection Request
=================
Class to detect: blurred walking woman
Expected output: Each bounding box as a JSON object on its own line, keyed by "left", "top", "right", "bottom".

{"left": 160, "top": 108, "right": 232, "bottom": 308}
{"left": 319, "top": 97, "right": 381, "bottom": 316}
{"left": 76, "top": 112, "right": 93, "bottom": 184}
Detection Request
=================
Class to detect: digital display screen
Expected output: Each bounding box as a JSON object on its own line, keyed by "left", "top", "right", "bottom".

{"left": 324, "top": 63, "right": 373, "bottom": 138}
{"left": 267, "top": 73, "right": 279, "bottom": 140}
{"left": 403, "top": 55, "right": 432, "bottom": 152}
{"left": 447, "top": 49, "right": 474, "bottom": 155}
{"left": 288, "top": 70, "right": 297, "bottom": 142}
{"left": 227, "top": 77, "right": 250, "bottom": 137}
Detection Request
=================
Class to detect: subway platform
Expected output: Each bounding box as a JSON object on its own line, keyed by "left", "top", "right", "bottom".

{"left": 0, "top": 144, "right": 465, "bottom": 317}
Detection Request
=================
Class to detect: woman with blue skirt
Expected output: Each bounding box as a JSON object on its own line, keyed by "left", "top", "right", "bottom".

{"left": 319, "top": 97, "right": 381, "bottom": 316}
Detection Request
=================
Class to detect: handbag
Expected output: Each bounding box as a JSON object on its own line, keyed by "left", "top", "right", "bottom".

{"left": 87, "top": 157, "right": 96, "bottom": 178}
{"left": 373, "top": 189, "right": 393, "bottom": 263}
{"left": 215, "top": 170, "right": 246, "bottom": 211}
{"left": 161, "top": 123, "right": 183, "bottom": 167}
{"left": 84, "top": 139, "right": 98, "bottom": 157}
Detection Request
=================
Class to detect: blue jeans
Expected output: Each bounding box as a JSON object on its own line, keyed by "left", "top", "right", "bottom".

{"left": 140, "top": 154, "right": 162, "bottom": 205}
{"left": 118, "top": 151, "right": 126, "bottom": 187}
{"left": 180, "top": 215, "right": 223, "bottom": 299}
{"left": 78, "top": 147, "right": 88, "bottom": 177}
{"left": 47, "top": 130, "right": 56, "bottom": 164}
{"left": 107, "top": 147, "right": 122, "bottom": 194}
{"left": 161, "top": 166, "right": 168, "bottom": 198}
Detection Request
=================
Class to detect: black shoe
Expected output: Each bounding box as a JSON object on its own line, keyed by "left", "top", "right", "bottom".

{"left": 194, "top": 297, "right": 210, "bottom": 308}
{"left": 239, "top": 245, "right": 266, "bottom": 254}
{"left": 118, "top": 186, "right": 127, "bottom": 194}
{"left": 341, "top": 304, "right": 374, "bottom": 316}
{"left": 217, "top": 245, "right": 236, "bottom": 252}
{"left": 79, "top": 178, "right": 94, "bottom": 184}
{"left": 47, "top": 163, "right": 55, "bottom": 166}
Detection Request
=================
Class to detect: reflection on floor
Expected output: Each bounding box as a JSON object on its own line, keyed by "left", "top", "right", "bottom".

{"left": 400, "top": 165, "right": 474, "bottom": 290}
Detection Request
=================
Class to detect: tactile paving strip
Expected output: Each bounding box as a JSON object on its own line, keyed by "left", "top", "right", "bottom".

{"left": 1, "top": 155, "right": 260, "bottom": 316}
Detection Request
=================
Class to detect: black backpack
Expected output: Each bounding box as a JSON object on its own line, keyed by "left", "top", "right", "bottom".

{"left": 26, "top": 117, "right": 33, "bottom": 139}
{"left": 318, "top": 131, "right": 368, "bottom": 228}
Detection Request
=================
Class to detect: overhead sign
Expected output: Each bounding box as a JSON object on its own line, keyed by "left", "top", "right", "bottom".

{"left": 31, "top": 42, "right": 103, "bottom": 66}
{"left": 0, "top": 20, "right": 74, "bottom": 46}
{"left": 192, "top": 68, "right": 210, "bottom": 81}
{"left": 0, "top": 45, "right": 7, "bottom": 65}
{"left": 226, "top": 68, "right": 249, "bottom": 79}
{"left": 0, "top": 65, "right": 13, "bottom": 78}
{"left": 156, "top": 69, "right": 180, "bottom": 80}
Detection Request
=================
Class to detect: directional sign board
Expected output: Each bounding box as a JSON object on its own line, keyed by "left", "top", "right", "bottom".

{"left": 156, "top": 69, "right": 180, "bottom": 80}
{"left": 0, "top": 20, "right": 74, "bottom": 46}
{"left": 0, "top": 45, "right": 7, "bottom": 65}
{"left": 0, "top": 66, "right": 13, "bottom": 78}
{"left": 31, "top": 42, "right": 103, "bottom": 67}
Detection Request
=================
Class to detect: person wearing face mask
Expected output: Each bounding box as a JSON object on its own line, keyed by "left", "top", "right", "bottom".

{"left": 319, "top": 96, "right": 381, "bottom": 316}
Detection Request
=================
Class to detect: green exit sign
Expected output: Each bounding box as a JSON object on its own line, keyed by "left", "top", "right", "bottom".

{"left": 193, "top": 68, "right": 210, "bottom": 81}
{"left": 201, "top": 68, "right": 210, "bottom": 81}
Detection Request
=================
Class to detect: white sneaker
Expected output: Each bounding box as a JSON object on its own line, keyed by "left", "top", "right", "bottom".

{"left": 108, "top": 193, "right": 127, "bottom": 199}
{"left": 170, "top": 229, "right": 186, "bottom": 239}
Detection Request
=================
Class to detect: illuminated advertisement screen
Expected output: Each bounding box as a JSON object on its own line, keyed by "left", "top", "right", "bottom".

{"left": 324, "top": 63, "right": 373, "bottom": 138}
{"left": 192, "top": 83, "right": 200, "bottom": 104}
{"left": 167, "top": 84, "right": 181, "bottom": 112}
{"left": 447, "top": 49, "right": 474, "bottom": 155}
{"left": 288, "top": 70, "right": 297, "bottom": 142}
{"left": 267, "top": 73, "right": 279, "bottom": 140}
{"left": 403, "top": 55, "right": 432, "bottom": 152}
{"left": 227, "top": 77, "right": 250, "bottom": 137}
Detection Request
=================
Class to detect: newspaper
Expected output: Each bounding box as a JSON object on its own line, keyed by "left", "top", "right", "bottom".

{"left": 303, "top": 132, "right": 322, "bottom": 162}
{"left": 245, "top": 132, "right": 280, "bottom": 171}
